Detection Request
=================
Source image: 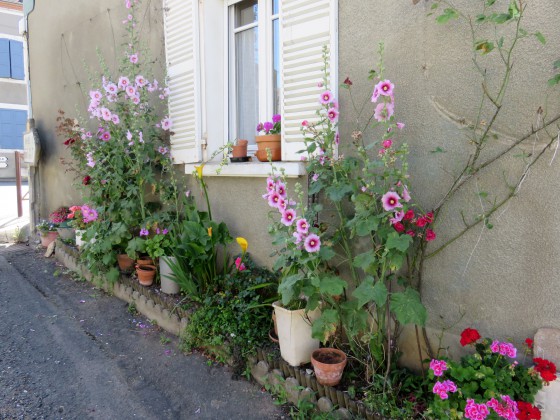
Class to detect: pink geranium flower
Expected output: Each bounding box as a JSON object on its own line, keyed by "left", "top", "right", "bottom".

{"left": 429, "top": 359, "right": 448, "bottom": 377}
{"left": 304, "top": 234, "right": 321, "bottom": 253}
{"left": 281, "top": 209, "right": 296, "bottom": 226}
{"left": 465, "top": 399, "right": 490, "bottom": 420}
{"left": 381, "top": 191, "right": 402, "bottom": 211}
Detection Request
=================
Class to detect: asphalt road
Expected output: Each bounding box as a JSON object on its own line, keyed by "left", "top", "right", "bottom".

{"left": 0, "top": 244, "right": 284, "bottom": 420}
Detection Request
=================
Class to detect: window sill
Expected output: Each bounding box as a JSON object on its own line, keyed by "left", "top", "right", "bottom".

{"left": 184, "top": 160, "right": 307, "bottom": 178}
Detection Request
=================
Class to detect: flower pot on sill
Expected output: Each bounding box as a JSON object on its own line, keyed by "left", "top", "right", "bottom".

{"left": 136, "top": 264, "right": 157, "bottom": 287}
{"left": 160, "top": 256, "right": 180, "bottom": 295}
{"left": 117, "top": 254, "right": 135, "bottom": 272}
{"left": 232, "top": 139, "right": 249, "bottom": 158}
{"left": 255, "top": 134, "right": 281, "bottom": 162}
{"left": 40, "top": 231, "right": 59, "bottom": 248}
{"left": 272, "top": 301, "right": 320, "bottom": 366}
{"left": 56, "top": 227, "right": 75, "bottom": 241}
{"left": 311, "top": 348, "right": 347, "bottom": 387}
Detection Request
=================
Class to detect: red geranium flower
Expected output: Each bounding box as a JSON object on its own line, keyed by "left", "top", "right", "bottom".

{"left": 516, "top": 401, "right": 542, "bottom": 420}
{"left": 460, "top": 328, "right": 481, "bottom": 346}
{"left": 393, "top": 222, "right": 405, "bottom": 233}
{"left": 403, "top": 210, "right": 415, "bottom": 221}
{"left": 82, "top": 175, "right": 91, "bottom": 185}
{"left": 425, "top": 229, "right": 436, "bottom": 241}
{"left": 63, "top": 138, "right": 76, "bottom": 146}
{"left": 425, "top": 212, "right": 434, "bottom": 223}
{"left": 525, "top": 338, "right": 534, "bottom": 349}
{"left": 416, "top": 217, "right": 427, "bottom": 227}
{"left": 343, "top": 77, "right": 353, "bottom": 86}
{"left": 534, "top": 358, "right": 557, "bottom": 382}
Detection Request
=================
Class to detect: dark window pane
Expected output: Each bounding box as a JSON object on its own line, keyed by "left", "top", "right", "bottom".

{"left": 235, "top": 0, "right": 258, "bottom": 28}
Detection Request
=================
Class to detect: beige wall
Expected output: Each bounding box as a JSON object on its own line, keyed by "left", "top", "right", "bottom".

{"left": 339, "top": 0, "right": 560, "bottom": 359}
{"left": 28, "top": 0, "right": 165, "bottom": 217}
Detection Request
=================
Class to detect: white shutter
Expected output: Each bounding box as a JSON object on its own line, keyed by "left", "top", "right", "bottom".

{"left": 164, "top": 0, "right": 202, "bottom": 164}
{"left": 280, "top": 0, "right": 337, "bottom": 161}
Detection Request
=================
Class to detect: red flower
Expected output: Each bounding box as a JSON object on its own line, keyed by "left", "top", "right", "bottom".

{"left": 393, "top": 222, "right": 405, "bottom": 233}
{"left": 425, "top": 229, "right": 436, "bottom": 241}
{"left": 405, "top": 230, "right": 415, "bottom": 237}
{"left": 525, "top": 338, "right": 534, "bottom": 349}
{"left": 460, "top": 328, "right": 481, "bottom": 346}
{"left": 425, "top": 212, "right": 434, "bottom": 223}
{"left": 416, "top": 217, "right": 427, "bottom": 227}
{"left": 82, "top": 175, "right": 91, "bottom": 185}
{"left": 516, "top": 401, "right": 542, "bottom": 420}
{"left": 63, "top": 138, "right": 76, "bottom": 146}
{"left": 534, "top": 358, "right": 557, "bottom": 382}
{"left": 403, "top": 210, "right": 415, "bottom": 221}
{"left": 343, "top": 77, "right": 353, "bottom": 86}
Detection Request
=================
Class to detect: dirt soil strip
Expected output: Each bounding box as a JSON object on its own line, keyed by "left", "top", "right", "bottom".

{"left": 0, "top": 244, "right": 285, "bottom": 419}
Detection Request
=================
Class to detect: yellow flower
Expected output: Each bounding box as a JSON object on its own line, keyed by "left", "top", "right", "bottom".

{"left": 207, "top": 227, "right": 212, "bottom": 237}
{"left": 194, "top": 164, "right": 205, "bottom": 179}
{"left": 236, "top": 237, "right": 248, "bottom": 253}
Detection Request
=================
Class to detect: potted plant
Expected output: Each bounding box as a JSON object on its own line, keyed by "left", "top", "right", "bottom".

{"left": 231, "top": 138, "right": 249, "bottom": 160}
{"left": 37, "top": 220, "right": 59, "bottom": 247}
{"left": 67, "top": 205, "right": 98, "bottom": 248}
{"left": 51, "top": 207, "right": 74, "bottom": 241}
{"left": 136, "top": 263, "right": 157, "bottom": 286}
{"left": 143, "top": 226, "right": 178, "bottom": 294}
{"left": 311, "top": 347, "right": 347, "bottom": 387}
{"left": 255, "top": 114, "right": 281, "bottom": 162}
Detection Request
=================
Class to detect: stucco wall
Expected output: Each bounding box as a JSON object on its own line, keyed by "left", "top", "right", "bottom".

{"left": 28, "top": 0, "right": 165, "bottom": 217}
{"left": 339, "top": 0, "right": 560, "bottom": 360}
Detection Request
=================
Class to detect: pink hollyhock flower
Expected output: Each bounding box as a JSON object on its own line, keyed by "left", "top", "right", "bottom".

{"left": 390, "top": 210, "right": 405, "bottom": 225}
{"left": 185, "top": 190, "right": 191, "bottom": 198}
{"left": 163, "top": 87, "right": 170, "bottom": 96}
{"left": 304, "top": 234, "right": 321, "bottom": 253}
{"left": 129, "top": 53, "right": 138, "bottom": 64}
{"left": 268, "top": 192, "right": 281, "bottom": 208}
{"left": 86, "top": 152, "right": 95, "bottom": 168}
{"left": 104, "top": 83, "right": 118, "bottom": 94}
{"left": 118, "top": 76, "right": 130, "bottom": 89}
{"left": 161, "top": 117, "right": 173, "bottom": 131}
{"left": 381, "top": 191, "right": 402, "bottom": 212}
{"left": 296, "top": 218, "right": 309, "bottom": 234}
{"left": 301, "top": 120, "right": 309, "bottom": 127}
{"left": 319, "top": 90, "right": 333, "bottom": 105}
{"left": 125, "top": 0, "right": 132, "bottom": 8}
{"left": 138, "top": 131, "right": 144, "bottom": 143}
{"left": 125, "top": 85, "right": 137, "bottom": 97}
{"left": 429, "top": 359, "right": 448, "bottom": 377}
{"left": 490, "top": 340, "right": 501, "bottom": 353}
{"left": 374, "top": 102, "right": 395, "bottom": 122}
{"left": 465, "top": 399, "right": 490, "bottom": 420}
{"left": 266, "top": 177, "right": 276, "bottom": 192}
{"left": 275, "top": 182, "right": 286, "bottom": 197}
{"left": 276, "top": 198, "right": 287, "bottom": 211}
{"left": 425, "top": 229, "right": 436, "bottom": 241}
{"left": 312, "top": 173, "right": 320, "bottom": 182}
{"left": 272, "top": 114, "right": 281, "bottom": 123}
{"left": 293, "top": 231, "right": 304, "bottom": 244}
{"left": 89, "top": 90, "right": 102, "bottom": 101}
{"left": 100, "top": 107, "right": 112, "bottom": 121}
{"left": 375, "top": 79, "right": 395, "bottom": 97}
{"left": 382, "top": 139, "right": 393, "bottom": 148}
{"left": 126, "top": 130, "right": 133, "bottom": 141}
{"left": 331, "top": 100, "right": 339, "bottom": 110}
{"left": 158, "top": 146, "right": 169, "bottom": 155}
{"left": 132, "top": 95, "right": 140, "bottom": 104}
{"left": 101, "top": 131, "right": 111, "bottom": 141}
{"left": 402, "top": 186, "right": 411, "bottom": 202}
{"left": 327, "top": 108, "right": 338, "bottom": 122}
{"left": 135, "top": 75, "right": 147, "bottom": 87}
{"left": 235, "top": 257, "right": 246, "bottom": 271}
{"left": 397, "top": 122, "right": 405, "bottom": 130}
{"left": 317, "top": 81, "right": 323, "bottom": 88}
{"left": 371, "top": 86, "right": 380, "bottom": 103}
{"left": 111, "top": 114, "right": 120, "bottom": 124}
{"left": 281, "top": 209, "right": 296, "bottom": 226}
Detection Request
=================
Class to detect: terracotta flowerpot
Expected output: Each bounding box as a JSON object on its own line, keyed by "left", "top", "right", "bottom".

{"left": 136, "top": 256, "right": 154, "bottom": 266}
{"left": 255, "top": 134, "right": 281, "bottom": 161}
{"left": 311, "top": 348, "right": 347, "bottom": 387}
{"left": 40, "top": 231, "right": 59, "bottom": 248}
{"left": 232, "top": 139, "right": 248, "bottom": 158}
{"left": 117, "top": 254, "right": 135, "bottom": 272}
{"left": 136, "top": 264, "right": 157, "bottom": 287}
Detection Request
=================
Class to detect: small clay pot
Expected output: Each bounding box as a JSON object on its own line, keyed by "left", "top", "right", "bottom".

{"left": 136, "top": 264, "right": 157, "bottom": 287}
{"left": 232, "top": 139, "right": 248, "bottom": 158}
{"left": 255, "top": 134, "right": 281, "bottom": 161}
{"left": 136, "top": 256, "right": 154, "bottom": 266}
{"left": 311, "top": 348, "right": 347, "bottom": 387}
{"left": 117, "top": 254, "right": 135, "bottom": 272}
{"left": 40, "top": 231, "right": 59, "bottom": 248}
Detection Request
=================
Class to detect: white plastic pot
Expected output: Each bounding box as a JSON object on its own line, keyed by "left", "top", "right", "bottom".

{"left": 75, "top": 229, "right": 86, "bottom": 248}
{"left": 160, "top": 256, "right": 180, "bottom": 294}
{"left": 272, "top": 301, "right": 320, "bottom": 366}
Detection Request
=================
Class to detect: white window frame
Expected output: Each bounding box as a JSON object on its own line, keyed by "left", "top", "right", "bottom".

{"left": 225, "top": 0, "right": 280, "bottom": 154}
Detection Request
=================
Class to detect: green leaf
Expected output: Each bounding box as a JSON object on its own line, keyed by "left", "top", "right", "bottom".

{"left": 390, "top": 288, "right": 427, "bottom": 326}
{"left": 352, "top": 278, "right": 388, "bottom": 308}
{"left": 279, "top": 274, "right": 302, "bottom": 305}
{"left": 356, "top": 217, "right": 379, "bottom": 236}
{"left": 385, "top": 232, "right": 413, "bottom": 253}
{"left": 475, "top": 14, "right": 486, "bottom": 23}
{"left": 553, "top": 59, "right": 560, "bottom": 69}
{"left": 106, "top": 267, "right": 120, "bottom": 283}
{"left": 508, "top": 0, "right": 520, "bottom": 19}
{"left": 318, "top": 246, "right": 335, "bottom": 261}
{"left": 353, "top": 251, "right": 376, "bottom": 269}
{"left": 478, "top": 191, "right": 488, "bottom": 198}
{"left": 492, "top": 13, "right": 511, "bottom": 24}
{"left": 475, "top": 41, "right": 494, "bottom": 54}
{"left": 430, "top": 3, "right": 438, "bottom": 10}
{"left": 548, "top": 74, "right": 560, "bottom": 87}
{"left": 486, "top": 0, "right": 497, "bottom": 5}
{"left": 325, "top": 183, "right": 353, "bottom": 201}
{"left": 430, "top": 146, "right": 446, "bottom": 154}
{"left": 535, "top": 31, "right": 546, "bottom": 45}
{"left": 311, "top": 309, "right": 339, "bottom": 343}
{"left": 319, "top": 275, "right": 347, "bottom": 296}
{"left": 436, "top": 8, "right": 459, "bottom": 24}
{"left": 498, "top": 36, "right": 504, "bottom": 48}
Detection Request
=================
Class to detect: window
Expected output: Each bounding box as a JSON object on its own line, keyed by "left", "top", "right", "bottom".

{"left": 0, "top": 39, "right": 24, "bottom": 80}
{"left": 0, "top": 109, "right": 27, "bottom": 149}
{"left": 228, "top": 0, "right": 280, "bottom": 147}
